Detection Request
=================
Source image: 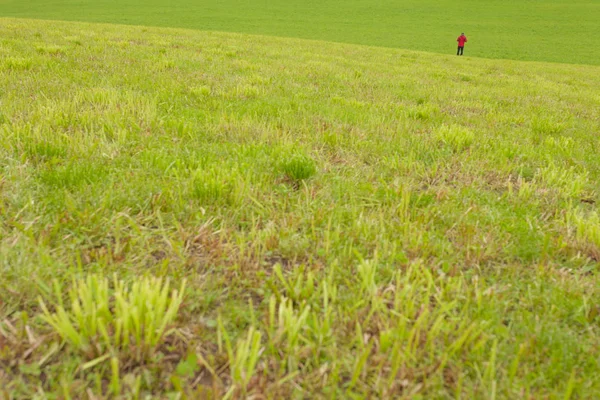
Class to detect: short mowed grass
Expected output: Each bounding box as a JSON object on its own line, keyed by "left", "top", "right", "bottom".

{"left": 1, "top": 18, "right": 600, "bottom": 398}
{"left": 1, "top": 0, "right": 600, "bottom": 65}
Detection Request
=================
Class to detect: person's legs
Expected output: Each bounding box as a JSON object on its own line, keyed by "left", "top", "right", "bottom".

{"left": 459, "top": 46, "right": 464, "bottom": 55}
{"left": 457, "top": 46, "right": 461, "bottom": 56}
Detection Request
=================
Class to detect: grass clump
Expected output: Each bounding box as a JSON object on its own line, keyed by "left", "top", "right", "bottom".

{"left": 220, "top": 324, "right": 263, "bottom": 397}
{"left": 0, "top": 57, "right": 33, "bottom": 71}
{"left": 566, "top": 210, "right": 600, "bottom": 259}
{"left": 35, "top": 45, "right": 65, "bottom": 56}
{"left": 435, "top": 124, "right": 475, "bottom": 152}
{"left": 39, "top": 275, "right": 185, "bottom": 361}
{"left": 532, "top": 116, "right": 564, "bottom": 135}
{"left": 190, "top": 168, "right": 241, "bottom": 206}
{"left": 37, "top": 162, "right": 107, "bottom": 189}
{"left": 279, "top": 153, "right": 317, "bottom": 183}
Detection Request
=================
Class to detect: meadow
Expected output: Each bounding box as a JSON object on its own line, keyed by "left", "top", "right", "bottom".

{"left": 1, "top": 0, "right": 600, "bottom": 65}
{"left": 1, "top": 17, "right": 600, "bottom": 398}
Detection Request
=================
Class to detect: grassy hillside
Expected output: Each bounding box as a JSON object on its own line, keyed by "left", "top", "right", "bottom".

{"left": 1, "top": 0, "right": 600, "bottom": 65}
{"left": 1, "top": 18, "right": 600, "bottom": 398}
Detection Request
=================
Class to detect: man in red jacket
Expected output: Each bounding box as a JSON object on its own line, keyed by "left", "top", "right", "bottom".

{"left": 457, "top": 33, "right": 467, "bottom": 56}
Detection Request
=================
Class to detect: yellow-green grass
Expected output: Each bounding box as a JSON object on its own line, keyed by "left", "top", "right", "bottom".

{"left": 1, "top": 0, "right": 600, "bottom": 65}
{"left": 1, "top": 18, "right": 600, "bottom": 398}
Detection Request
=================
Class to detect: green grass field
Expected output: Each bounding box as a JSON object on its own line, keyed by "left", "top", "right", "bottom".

{"left": 1, "top": 18, "right": 600, "bottom": 398}
{"left": 1, "top": 0, "right": 600, "bottom": 65}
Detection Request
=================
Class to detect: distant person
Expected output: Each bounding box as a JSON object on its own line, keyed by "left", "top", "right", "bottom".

{"left": 457, "top": 33, "right": 468, "bottom": 56}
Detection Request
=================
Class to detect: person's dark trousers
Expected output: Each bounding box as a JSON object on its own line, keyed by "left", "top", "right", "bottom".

{"left": 457, "top": 46, "right": 464, "bottom": 55}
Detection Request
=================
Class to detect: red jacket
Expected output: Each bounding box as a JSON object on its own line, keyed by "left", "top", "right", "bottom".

{"left": 457, "top": 35, "right": 468, "bottom": 46}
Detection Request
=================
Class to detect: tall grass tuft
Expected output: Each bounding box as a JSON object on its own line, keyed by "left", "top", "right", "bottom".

{"left": 39, "top": 275, "right": 185, "bottom": 361}
{"left": 566, "top": 209, "right": 600, "bottom": 257}
{"left": 436, "top": 125, "right": 475, "bottom": 153}
{"left": 279, "top": 154, "right": 317, "bottom": 182}
{"left": 1, "top": 57, "right": 33, "bottom": 71}
{"left": 219, "top": 320, "right": 263, "bottom": 398}
{"left": 435, "top": 124, "right": 475, "bottom": 153}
